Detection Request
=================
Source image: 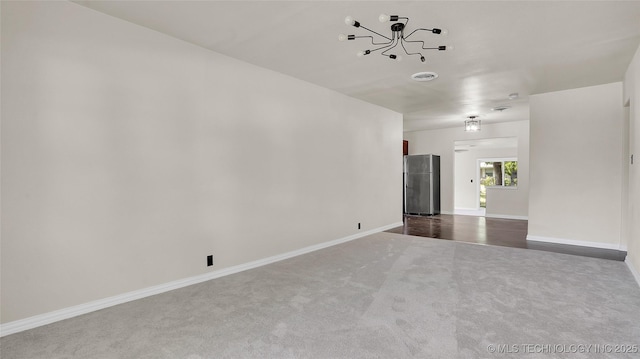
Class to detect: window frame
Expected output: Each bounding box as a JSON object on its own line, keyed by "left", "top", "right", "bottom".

{"left": 478, "top": 157, "right": 518, "bottom": 189}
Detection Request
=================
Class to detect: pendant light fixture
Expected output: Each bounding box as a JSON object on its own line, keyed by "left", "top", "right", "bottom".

{"left": 339, "top": 14, "right": 452, "bottom": 63}
{"left": 465, "top": 116, "right": 481, "bottom": 132}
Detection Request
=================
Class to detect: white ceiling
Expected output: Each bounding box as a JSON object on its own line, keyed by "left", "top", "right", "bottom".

{"left": 74, "top": 1, "right": 640, "bottom": 132}
{"left": 455, "top": 137, "right": 518, "bottom": 151}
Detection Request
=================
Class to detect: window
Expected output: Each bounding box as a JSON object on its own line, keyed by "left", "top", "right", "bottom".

{"left": 480, "top": 160, "right": 518, "bottom": 187}
{"left": 478, "top": 159, "right": 517, "bottom": 208}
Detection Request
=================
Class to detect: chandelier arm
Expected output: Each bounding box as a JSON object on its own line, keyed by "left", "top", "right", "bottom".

{"left": 399, "top": 16, "right": 409, "bottom": 27}
{"left": 369, "top": 40, "right": 397, "bottom": 54}
{"left": 400, "top": 39, "right": 423, "bottom": 58}
{"left": 380, "top": 38, "right": 400, "bottom": 57}
{"left": 355, "top": 36, "right": 394, "bottom": 46}
{"left": 359, "top": 25, "right": 393, "bottom": 41}
{"left": 403, "top": 38, "right": 443, "bottom": 51}
{"left": 403, "top": 28, "right": 435, "bottom": 40}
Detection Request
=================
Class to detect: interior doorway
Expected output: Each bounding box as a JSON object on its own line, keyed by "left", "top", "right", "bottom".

{"left": 454, "top": 137, "right": 518, "bottom": 216}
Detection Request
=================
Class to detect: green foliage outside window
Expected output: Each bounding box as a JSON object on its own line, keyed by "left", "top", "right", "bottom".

{"left": 504, "top": 161, "right": 518, "bottom": 186}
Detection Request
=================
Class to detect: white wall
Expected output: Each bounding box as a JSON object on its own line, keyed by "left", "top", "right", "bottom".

{"left": 454, "top": 150, "right": 478, "bottom": 209}
{"left": 623, "top": 44, "right": 640, "bottom": 278}
{"left": 528, "top": 82, "right": 624, "bottom": 248}
{"left": 0, "top": 1, "right": 402, "bottom": 324}
{"left": 404, "top": 121, "right": 529, "bottom": 217}
{"left": 485, "top": 187, "right": 521, "bottom": 219}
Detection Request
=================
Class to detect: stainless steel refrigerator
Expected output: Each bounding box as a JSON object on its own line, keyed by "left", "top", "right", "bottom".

{"left": 404, "top": 154, "right": 440, "bottom": 215}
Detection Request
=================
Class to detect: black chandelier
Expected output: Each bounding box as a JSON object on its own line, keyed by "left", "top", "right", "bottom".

{"left": 339, "top": 14, "right": 451, "bottom": 62}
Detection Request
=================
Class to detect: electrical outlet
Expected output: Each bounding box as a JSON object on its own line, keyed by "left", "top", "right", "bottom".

{"left": 358, "top": 223, "right": 361, "bottom": 230}
{"left": 207, "top": 255, "right": 213, "bottom": 267}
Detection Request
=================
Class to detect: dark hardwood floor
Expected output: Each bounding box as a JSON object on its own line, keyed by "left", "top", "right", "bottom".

{"left": 386, "top": 214, "right": 626, "bottom": 261}
{"left": 387, "top": 214, "right": 528, "bottom": 248}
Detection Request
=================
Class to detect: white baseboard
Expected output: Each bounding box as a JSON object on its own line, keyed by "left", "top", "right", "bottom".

{"left": 454, "top": 207, "right": 480, "bottom": 211}
{"left": 440, "top": 210, "right": 454, "bottom": 215}
{"left": 453, "top": 208, "right": 485, "bottom": 217}
{"left": 526, "top": 235, "right": 624, "bottom": 251}
{"left": 0, "top": 222, "right": 402, "bottom": 337}
{"left": 485, "top": 213, "right": 528, "bottom": 220}
{"left": 625, "top": 257, "right": 640, "bottom": 288}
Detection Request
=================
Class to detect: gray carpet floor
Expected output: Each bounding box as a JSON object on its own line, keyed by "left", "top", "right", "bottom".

{"left": 2, "top": 232, "right": 640, "bottom": 358}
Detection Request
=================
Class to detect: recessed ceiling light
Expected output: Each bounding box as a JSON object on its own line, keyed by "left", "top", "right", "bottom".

{"left": 508, "top": 92, "right": 519, "bottom": 100}
{"left": 492, "top": 106, "right": 511, "bottom": 112}
{"left": 411, "top": 72, "right": 438, "bottom": 82}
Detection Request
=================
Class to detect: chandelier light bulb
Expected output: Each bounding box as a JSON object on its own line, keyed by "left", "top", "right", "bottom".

{"left": 446, "top": 45, "right": 454, "bottom": 50}
{"left": 379, "top": 14, "right": 390, "bottom": 23}
{"left": 345, "top": 16, "right": 355, "bottom": 26}
{"left": 440, "top": 28, "right": 449, "bottom": 35}
{"left": 357, "top": 51, "right": 365, "bottom": 57}
{"left": 338, "top": 34, "right": 347, "bottom": 41}
{"left": 396, "top": 55, "right": 403, "bottom": 62}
